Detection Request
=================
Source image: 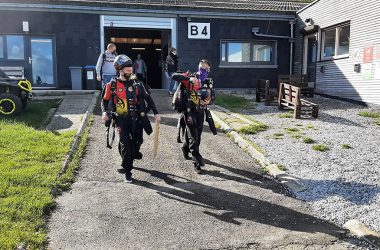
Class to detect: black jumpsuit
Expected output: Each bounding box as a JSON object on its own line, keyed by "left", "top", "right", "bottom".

{"left": 101, "top": 77, "right": 158, "bottom": 176}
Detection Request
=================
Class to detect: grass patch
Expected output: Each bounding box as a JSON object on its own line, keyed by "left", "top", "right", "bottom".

{"left": 278, "top": 113, "right": 293, "bottom": 118}
{"left": 295, "top": 124, "right": 303, "bottom": 127}
{"left": 262, "top": 166, "right": 270, "bottom": 174}
{"left": 306, "top": 124, "right": 316, "bottom": 129}
{"left": 242, "top": 136, "right": 264, "bottom": 154}
{"left": 358, "top": 111, "right": 380, "bottom": 119}
{"left": 238, "top": 122, "right": 269, "bottom": 135}
{"left": 312, "top": 144, "right": 330, "bottom": 152}
{"left": 226, "top": 131, "right": 233, "bottom": 140}
{"left": 224, "top": 118, "right": 245, "bottom": 124}
{"left": 272, "top": 133, "right": 284, "bottom": 140}
{"left": 0, "top": 121, "right": 76, "bottom": 249}
{"left": 303, "top": 137, "right": 316, "bottom": 144}
{"left": 215, "top": 122, "right": 221, "bottom": 129}
{"left": 291, "top": 134, "right": 302, "bottom": 139}
{"left": 374, "top": 120, "right": 380, "bottom": 126}
{"left": 2, "top": 100, "right": 61, "bottom": 129}
{"left": 285, "top": 127, "right": 300, "bottom": 133}
{"left": 215, "top": 94, "right": 255, "bottom": 111}
{"left": 0, "top": 100, "right": 92, "bottom": 249}
{"left": 341, "top": 144, "right": 352, "bottom": 149}
{"left": 277, "top": 164, "right": 287, "bottom": 171}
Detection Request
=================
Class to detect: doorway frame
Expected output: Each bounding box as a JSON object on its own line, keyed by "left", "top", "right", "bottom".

{"left": 100, "top": 15, "right": 177, "bottom": 90}
{"left": 302, "top": 32, "right": 318, "bottom": 86}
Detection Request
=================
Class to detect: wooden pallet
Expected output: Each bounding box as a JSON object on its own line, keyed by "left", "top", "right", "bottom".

{"left": 278, "top": 74, "right": 314, "bottom": 97}
{"left": 278, "top": 83, "right": 319, "bottom": 119}
{"left": 255, "top": 79, "right": 278, "bottom": 106}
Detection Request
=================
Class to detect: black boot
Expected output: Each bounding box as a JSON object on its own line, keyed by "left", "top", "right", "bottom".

{"left": 194, "top": 163, "right": 202, "bottom": 174}
{"left": 181, "top": 147, "right": 192, "bottom": 160}
{"left": 124, "top": 172, "right": 133, "bottom": 183}
{"left": 192, "top": 153, "right": 205, "bottom": 167}
{"left": 134, "top": 151, "right": 143, "bottom": 160}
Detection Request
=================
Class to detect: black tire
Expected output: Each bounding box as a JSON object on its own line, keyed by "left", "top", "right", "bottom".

{"left": 22, "top": 98, "right": 28, "bottom": 110}
{"left": 0, "top": 93, "right": 22, "bottom": 115}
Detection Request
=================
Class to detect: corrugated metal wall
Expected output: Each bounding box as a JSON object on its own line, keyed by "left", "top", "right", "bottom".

{"left": 294, "top": 0, "right": 380, "bottom": 105}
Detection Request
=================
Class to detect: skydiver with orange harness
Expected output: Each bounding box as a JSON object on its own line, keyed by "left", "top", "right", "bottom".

{"left": 171, "top": 59, "right": 216, "bottom": 173}
{"left": 101, "top": 55, "right": 161, "bottom": 183}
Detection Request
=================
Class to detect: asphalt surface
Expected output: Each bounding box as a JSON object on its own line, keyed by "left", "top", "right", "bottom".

{"left": 48, "top": 90, "right": 363, "bottom": 249}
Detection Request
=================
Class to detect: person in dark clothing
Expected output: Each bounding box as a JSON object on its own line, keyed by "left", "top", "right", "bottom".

{"left": 101, "top": 54, "right": 161, "bottom": 183}
{"left": 171, "top": 59, "right": 214, "bottom": 173}
{"left": 165, "top": 47, "right": 179, "bottom": 96}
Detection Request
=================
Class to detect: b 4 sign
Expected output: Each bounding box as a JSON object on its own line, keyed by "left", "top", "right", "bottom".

{"left": 188, "top": 23, "right": 210, "bottom": 39}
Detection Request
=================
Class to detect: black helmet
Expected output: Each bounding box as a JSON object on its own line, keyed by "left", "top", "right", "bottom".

{"left": 113, "top": 54, "right": 133, "bottom": 70}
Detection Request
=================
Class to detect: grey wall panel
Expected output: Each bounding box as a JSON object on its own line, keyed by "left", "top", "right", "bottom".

{"left": 0, "top": 11, "right": 100, "bottom": 89}
{"left": 295, "top": 0, "right": 380, "bottom": 105}
{"left": 177, "top": 17, "right": 292, "bottom": 88}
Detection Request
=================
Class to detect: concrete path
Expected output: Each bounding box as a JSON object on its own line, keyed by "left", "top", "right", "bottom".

{"left": 46, "top": 94, "right": 95, "bottom": 132}
{"left": 48, "top": 90, "right": 363, "bottom": 249}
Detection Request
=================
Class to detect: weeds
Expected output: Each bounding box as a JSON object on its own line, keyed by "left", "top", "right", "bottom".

{"left": 312, "top": 144, "right": 330, "bottom": 152}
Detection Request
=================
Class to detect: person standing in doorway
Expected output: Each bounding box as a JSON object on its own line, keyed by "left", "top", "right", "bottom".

{"left": 165, "top": 47, "right": 179, "bottom": 96}
{"left": 96, "top": 43, "right": 118, "bottom": 88}
{"left": 134, "top": 54, "right": 147, "bottom": 84}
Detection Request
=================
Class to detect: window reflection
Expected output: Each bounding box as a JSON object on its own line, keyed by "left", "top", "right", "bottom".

{"left": 7, "top": 35, "right": 24, "bottom": 60}
{"left": 323, "top": 29, "right": 336, "bottom": 58}
{"left": 228, "top": 43, "right": 250, "bottom": 62}
{"left": 338, "top": 25, "right": 350, "bottom": 55}
{"left": 253, "top": 45, "right": 272, "bottom": 62}
{"left": 31, "top": 38, "right": 54, "bottom": 85}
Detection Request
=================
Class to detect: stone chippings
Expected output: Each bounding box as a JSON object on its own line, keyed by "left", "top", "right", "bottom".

{"left": 238, "top": 94, "right": 380, "bottom": 233}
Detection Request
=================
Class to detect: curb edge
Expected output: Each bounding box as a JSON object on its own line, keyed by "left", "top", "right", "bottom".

{"left": 59, "top": 91, "right": 99, "bottom": 175}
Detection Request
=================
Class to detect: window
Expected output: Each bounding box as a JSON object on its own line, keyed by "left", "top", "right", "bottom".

{"left": 7, "top": 35, "right": 24, "bottom": 60}
{"left": 253, "top": 44, "right": 272, "bottom": 62}
{"left": 220, "top": 40, "right": 276, "bottom": 66}
{"left": 0, "top": 36, "right": 3, "bottom": 59}
{"left": 322, "top": 22, "right": 350, "bottom": 60}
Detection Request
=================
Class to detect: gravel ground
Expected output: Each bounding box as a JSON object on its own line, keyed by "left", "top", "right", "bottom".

{"left": 220, "top": 90, "right": 380, "bottom": 234}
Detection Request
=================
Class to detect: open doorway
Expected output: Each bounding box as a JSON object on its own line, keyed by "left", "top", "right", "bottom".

{"left": 104, "top": 28, "right": 170, "bottom": 89}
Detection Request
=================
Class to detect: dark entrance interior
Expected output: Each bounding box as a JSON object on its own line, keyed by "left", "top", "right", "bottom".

{"left": 104, "top": 28, "right": 170, "bottom": 89}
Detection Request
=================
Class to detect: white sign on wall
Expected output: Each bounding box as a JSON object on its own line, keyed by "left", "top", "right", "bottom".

{"left": 188, "top": 23, "right": 210, "bottom": 39}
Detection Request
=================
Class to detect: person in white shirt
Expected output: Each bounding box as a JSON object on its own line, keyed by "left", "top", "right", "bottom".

{"left": 96, "top": 43, "right": 117, "bottom": 88}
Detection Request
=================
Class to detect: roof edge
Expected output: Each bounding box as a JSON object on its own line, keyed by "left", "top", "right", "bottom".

{"left": 0, "top": 2, "right": 296, "bottom": 20}
{"left": 297, "top": 0, "right": 321, "bottom": 14}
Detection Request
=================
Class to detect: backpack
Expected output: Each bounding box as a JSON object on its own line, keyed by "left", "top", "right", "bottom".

{"left": 100, "top": 52, "right": 118, "bottom": 77}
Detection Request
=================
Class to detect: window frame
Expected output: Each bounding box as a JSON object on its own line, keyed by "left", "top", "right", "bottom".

{"left": 220, "top": 39, "right": 277, "bottom": 68}
{"left": 0, "top": 34, "right": 27, "bottom": 61}
{"left": 321, "top": 22, "right": 350, "bottom": 61}
{"left": 6, "top": 34, "right": 25, "bottom": 61}
{"left": 0, "top": 36, "right": 4, "bottom": 59}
